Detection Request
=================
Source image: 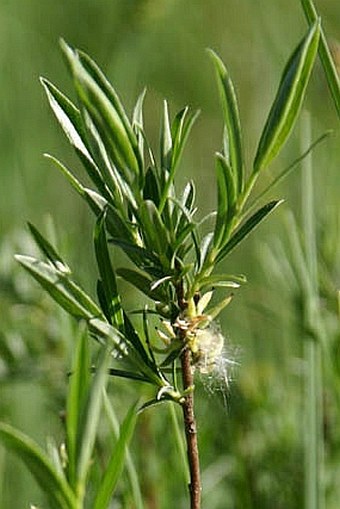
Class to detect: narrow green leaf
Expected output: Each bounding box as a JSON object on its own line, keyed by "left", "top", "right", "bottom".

{"left": 216, "top": 200, "right": 283, "bottom": 263}
{"left": 15, "top": 255, "right": 102, "bottom": 320}
{"left": 172, "top": 222, "right": 197, "bottom": 258}
{"left": 132, "top": 88, "right": 147, "bottom": 166}
{"left": 46, "top": 154, "right": 123, "bottom": 234}
{"left": 41, "top": 79, "right": 112, "bottom": 202}
{"left": 81, "top": 109, "right": 136, "bottom": 209}
{"left": 116, "top": 267, "right": 166, "bottom": 301}
{"left": 107, "top": 368, "right": 154, "bottom": 384}
{"left": 105, "top": 203, "right": 136, "bottom": 244}
{"left": 213, "top": 153, "right": 236, "bottom": 249}
{"left": 199, "top": 232, "right": 214, "bottom": 270}
{"left": 0, "top": 423, "right": 76, "bottom": 509}
{"left": 138, "top": 200, "right": 170, "bottom": 267}
{"left": 253, "top": 21, "right": 320, "bottom": 173}
{"left": 40, "top": 77, "right": 89, "bottom": 155}
{"left": 109, "top": 238, "right": 161, "bottom": 275}
{"left": 143, "top": 166, "right": 161, "bottom": 206}
{"left": 301, "top": 0, "right": 340, "bottom": 118}
{"left": 66, "top": 325, "right": 90, "bottom": 488}
{"left": 60, "top": 40, "right": 140, "bottom": 179}
{"left": 122, "top": 312, "right": 157, "bottom": 371}
{"left": 88, "top": 318, "right": 129, "bottom": 357}
{"left": 77, "top": 48, "right": 142, "bottom": 170}
{"left": 159, "top": 108, "right": 199, "bottom": 213}
{"left": 171, "top": 107, "right": 200, "bottom": 175}
{"left": 175, "top": 181, "right": 196, "bottom": 235}
{"left": 28, "top": 223, "right": 71, "bottom": 274}
{"left": 198, "top": 273, "right": 246, "bottom": 292}
{"left": 93, "top": 403, "right": 138, "bottom": 509}
{"left": 160, "top": 100, "right": 172, "bottom": 171}
{"left": 94, "top": 212, "right": 124, "bottom": 330}
{"left": 45, "top": 154, "right": 85, "bottom": 196}
{"left": 208, "top": 49, "right": 243, "bottom": 192}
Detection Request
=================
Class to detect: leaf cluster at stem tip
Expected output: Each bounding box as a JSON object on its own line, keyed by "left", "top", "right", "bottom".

{"left": 15, "top": 21, "right": 321, "bottom": 405}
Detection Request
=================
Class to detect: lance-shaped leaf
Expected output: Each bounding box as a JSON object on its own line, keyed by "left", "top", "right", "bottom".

{"left": 138, "top": 200, "right": 170, "bottom": 268}
{"left": 116, "top": 267, "right": 167, "bottom": 302}
{"left": 216, "top": 200, "right": 283, "bottom": 263}
{"left": 77, "top": 47, "right": 143, "bottom": 171}
{"left": 132, "top": 88, "right": 147, "bottom": 165}
{"left": 158, "top": 107, "right": 199, "bottom": 213}
{"left": 28, "top": 222, "right": 71, "bottom": 274}
{"left": 253, "top": 21, "right": 320, "bottom": 173}
{"left": 208, "top": 49, "right": 244, "bottom": 192}
{"left": 88, "top": 318, "right": 129, "bottom": 357}
{"left": 171, "top": 107, "right": 200, "bottom": 176}
{"left": 160, "top": 100, "right": 172, "bottom": 171}
{"left": 44, "top": 154, "right": 119, "bottom": 229}
{"left": 143, "top": 166, "right": 161, "bottom": 206}
{"left": 94, "top": 212, "right": 124, "bottom": 330}
{"left": 0, "top": 423, "right": 76, "bottom": 509}
{"left": 41, "top": 78, "right": 113, "bottom": 202}
{"left": 93, "top": 403, "right": 138, "bottom": 509}
{"left": 213, "top": 153, "right": 236, "bottom": 249}
{"left": 60, "top": 40, "right": 140, "bottom": 180}
{"left": 15, "top": 255, "right": 103, "bottom": 320}
{"left": 197, "top": 273, "right": 246, "bottom": 293}
{"left": 301, "top": 0, "right": 340, "bottom": 118}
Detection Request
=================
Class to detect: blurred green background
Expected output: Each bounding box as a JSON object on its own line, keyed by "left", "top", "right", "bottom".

{"left": 1, "top": 1, "right": 340, "bottom": 508}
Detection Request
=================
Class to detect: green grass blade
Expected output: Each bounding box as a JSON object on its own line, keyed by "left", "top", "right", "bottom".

{"left": 75, "top": 345, "right": 111, "bottom": 494}
{"left": 208, "top": 49, "right": 243, "bottom": 192}
{"left": 216, "top": 200, "right": 283, "bottom": 263}
{"left": 66, "top": 325, "right": 90, "bottom": 489}
{"left": 93, "top": 403, "right": 138, "bottom": 509}
{"left": 253, "top": 21, "right": 320, "bottom": 173}
{"left": 0, "top": 423, "right": 76, "bottom": 509}
{"left": 94, "top": 212, "right": 124, "bottom": 330}
{"left": 103, "top": 392, "right": 144, "bottom": 509}
{"left": 15, "top": 255, "right": 103, "bottom": 320}
{"left": 300, "top": 0, "right": 340, "bottom": 118}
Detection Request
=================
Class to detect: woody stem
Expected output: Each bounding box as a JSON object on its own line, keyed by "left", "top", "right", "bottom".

{"left": 180, "top": 345, "right": 201, "bottom": 509}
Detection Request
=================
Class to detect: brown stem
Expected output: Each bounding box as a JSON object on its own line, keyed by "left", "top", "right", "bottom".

{"left": 180, "top": 347, "right": 201, "bottom": 509}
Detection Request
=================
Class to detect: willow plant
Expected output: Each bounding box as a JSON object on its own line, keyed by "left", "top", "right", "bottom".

{"left": 0, "top": 19, "right": 321, "bottom": 509}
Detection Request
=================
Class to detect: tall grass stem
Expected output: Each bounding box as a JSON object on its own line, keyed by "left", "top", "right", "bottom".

{"left": 301, "top": 111, "right": 325, "bottom": 509}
